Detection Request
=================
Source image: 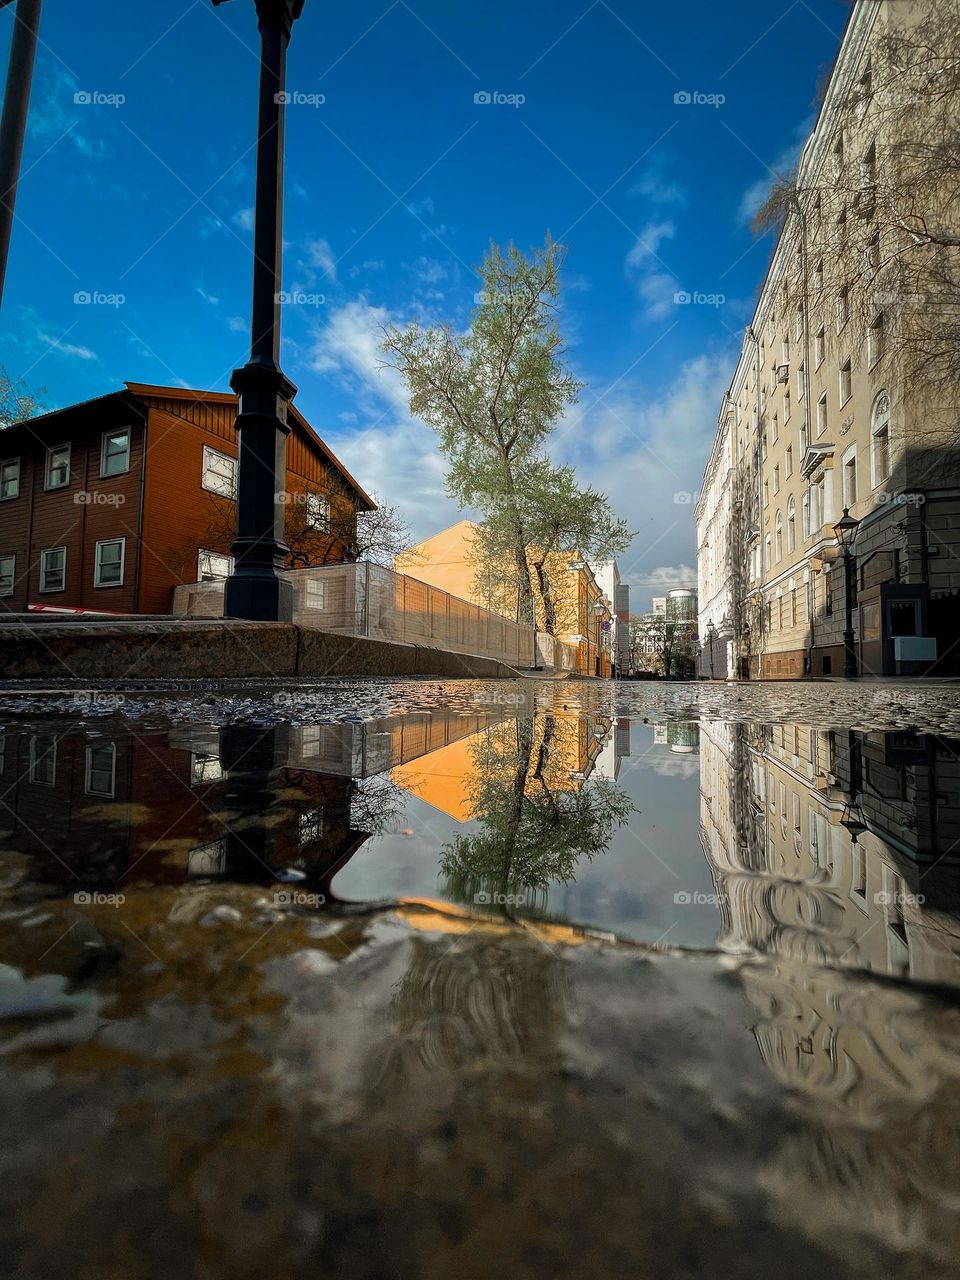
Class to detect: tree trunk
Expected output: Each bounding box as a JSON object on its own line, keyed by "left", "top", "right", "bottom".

{"left": 513, "top": 535, "right": 535, "bottom": 628}
{"left": 532, "top": 559, "right": 556, "bottom": 635}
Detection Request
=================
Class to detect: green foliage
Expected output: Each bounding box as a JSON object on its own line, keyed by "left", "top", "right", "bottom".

{"left": 0, "top": 366, "right": 45, "bottom": 428}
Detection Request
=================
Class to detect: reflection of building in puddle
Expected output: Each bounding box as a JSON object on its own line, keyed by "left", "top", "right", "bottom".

{"left": 392, "top": 712, "right": 629, "bottom": 821}
{"left": 700, "top": 722, "right": 960, "bottom": 1256}
{"left": 699, "top": 722, "right": 960, "bottom": 984}
{"left": 653, "top": 723, "right": 701, "bottom": 754}
{"left": 0, "top": 711, "right": 522, "bottom": 895}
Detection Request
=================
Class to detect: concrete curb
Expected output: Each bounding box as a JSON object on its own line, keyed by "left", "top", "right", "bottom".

{"left": 0, "top": 621, "right": 523, "bottom": 682}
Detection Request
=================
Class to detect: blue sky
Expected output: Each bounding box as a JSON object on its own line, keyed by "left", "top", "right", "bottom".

{"left": 0, "top": 0, "right": 845, "bottom": 607}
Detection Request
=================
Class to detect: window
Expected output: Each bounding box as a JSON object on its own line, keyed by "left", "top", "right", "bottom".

{"left": 198, "top": 550, "right": 233, "bottom": 581}
{"left": 775, "top": 511, "right": 783, "bottom": 562}
{"left": 781, "top": 337, "right": 790, "bottom": 365}
{"left": 771, "top": 413, "right": 779, "bottom": 444}
{"left": 839, "top": 358, "right": 852, "bottom": 407}
{"left": 815, "top": 324, "right": 825, "bottom": 368}
{"left": 862, "top": 140, "right": 877, "bottom": 189}
{"left": 813, "top": 258, "right": 824, "bottom": 296}
{"left": 837, "top": 206, "right": 848, "bottom": 249}
{"left": 797, "top": 361, "right": 805, "bottom": 401}
{"left": 29, "top": 734, "right": 56, "bottom": 785}
{"left": 773, "top": 465, "right": 780, "bottom": 495}
{"left": 787, "top": 497, "right": 796, "bottom": 553}
{"left": 763, "top": 480, "right": 770, "bottom": 508}
{"left": 305, "top": 492, "right": 330, "bottom": 529}
{"left": 0, "top": 554, "right": 13, "bottom": 597}
{"left": 101, "top": 428, "right": 130, "bottom": 477}
{"left": 784, "top": 388, "right": 791, "bottom": 422}
{"left": 192, "top": 753, "right": 223, "bottom": 784}
{"left": 825, "top": 569, "right": 834, "bottom": 616}
{"left": 866, "top": 230, "right": 880, "bottom": 272}
{"left": 85, "top": 742, "right": 116, "bottom": 798}
{"left": 802, "top": 490, "right": 811, "bottom": 540}
{"left": 790, "top": 588, "right": 797, "bottom": 626}
{"left": 44, "top": 444, "right": 70, "bottom": 490}
{"left": 842, "top": 448, "right": 858, "bottom": 507}
{"left": 836, "top": 285, "right": 849, "bottom": 332}
{"left": 764, "top": 535, "right": 772, "bottom": 571}
{"left": 304, "top": 579, "right": 326, "bottom": 610}
{"left": 817, "top": 392, "right": 828, "bottom": 436}
{"left": 795, "top": 304, "right": 804, "bottom": 340}
{"left": 872, "top": 392, "right": 891, "bottom": 485}
{"left": 188, "top": 839, "right": 228, "bottom": 878}
{"left": 299, "top": 808, "right": 324, "bottom": 847}
{"left": 868, "top": 312, "right": 884, "bottom": 367}
{"left": 39, "top": 546, "right": 66, "bottom": 593}
{"left": 201, "top": 446, "right": 236, "bottom": 498}
{"left": 94, "top": 538, "right": 124, "bottom": 587}
{"left": 832, "top": 134, "right": 844, "bottom": 178}
{"left": 0, "top": 457, "right": 19, "bottom": 500}
{"left": 785, "top": 446, "right": 793, "bottom": 478}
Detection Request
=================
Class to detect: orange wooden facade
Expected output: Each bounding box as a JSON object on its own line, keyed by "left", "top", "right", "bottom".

{"left": 0, "top": 383, "right": 374, "bottom": 616}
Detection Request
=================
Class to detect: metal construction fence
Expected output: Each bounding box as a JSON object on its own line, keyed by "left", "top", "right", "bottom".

{"left": 172, "top": 562, "right": 578, "bottom": 671}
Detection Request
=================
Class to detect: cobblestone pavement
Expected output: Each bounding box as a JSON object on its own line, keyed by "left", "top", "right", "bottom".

{"left": 0, "top": 677, "right": 958, "bottom": 734}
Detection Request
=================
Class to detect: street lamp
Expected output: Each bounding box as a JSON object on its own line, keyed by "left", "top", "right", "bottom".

{"left": 833, "top": 507, "right": 861, "bottom": 679}
{"left": 212, "top": 0, "right": 305, "bottom": 622}
{"left": 0, "top": 0, "right": 43, "bottom": 305}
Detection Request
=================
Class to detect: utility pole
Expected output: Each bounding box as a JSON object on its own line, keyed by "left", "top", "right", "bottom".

{"left": 212, "top": 0, "right": 305, "bottom": 622}
{"left": 0, "top": 0, "right": 42, "bottom": 306}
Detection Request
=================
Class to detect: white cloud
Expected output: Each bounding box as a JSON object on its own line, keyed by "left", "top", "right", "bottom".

{"left": 196, "top": 287, "right": 220, "bottom": 306}
{"left": 39, "top": 332, "right": 97, "bottom": 361}
{"left": 553, "top": 352, "right": 730, "bottom": 610}
{"left": 227, "top": 315, "right": 246, "bottom": 333}
{"left": 232, "top": 207, "right": 255, "bottom": 231}
{"left": 736, "top": 115, "right": 814, "bottom": 227}
{"left": 625, "top": 221, "right": 680, "bottom": 319}
{"left": 303, "top": 300, "right": 459, "bottom": 539}
{"left": 629, "top": 166, "right": 687, "bottom": 207}
{"left": 305, "top": 238, "right": 337, "bottom": 282}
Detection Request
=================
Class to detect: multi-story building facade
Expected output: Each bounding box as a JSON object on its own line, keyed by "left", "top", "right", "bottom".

{"left": 589, "top": 560, "right": 629, "bottom": 676}
{"left": 696, "top": 0, "right": 960, "bottom": 678}
{"left": 629, "top": 588, "right": 698, "bottom": 677}
{"left": 0, "top": 382, "right": 374, "bottom": 615}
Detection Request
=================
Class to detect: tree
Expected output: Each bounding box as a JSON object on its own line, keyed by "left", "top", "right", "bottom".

{"left": 0, "top": 366, "right": 44, "bottom": 427}
{"left": 382, "top": 238, "right": 583, "bottom": 624}
{"left": 470, "top": 459, "right": 630, "bottom": 635}
{"left": 438, "top": 713, "right": 633, "bottom": 913}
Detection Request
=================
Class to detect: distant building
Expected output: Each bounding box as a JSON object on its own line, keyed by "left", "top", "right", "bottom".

{"left": 589, "top": 560, "right": 630, "bottom": 675}
{"left": 398, "top": 519, "right": 614, "bottom": 676}
{"left": 0, "top": 383, "right": 374, "bottom": 615}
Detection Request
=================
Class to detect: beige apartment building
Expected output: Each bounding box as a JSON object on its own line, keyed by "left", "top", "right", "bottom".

{"left": 697, "top": 0, "right": 960, "bottom": 678}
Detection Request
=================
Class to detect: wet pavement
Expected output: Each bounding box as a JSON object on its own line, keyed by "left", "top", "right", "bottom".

{"left": 2, "top": 678, "right": 960, "bottom": 1278}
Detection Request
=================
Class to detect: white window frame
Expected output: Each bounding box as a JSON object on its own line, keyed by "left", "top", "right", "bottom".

{"left": 841, "top": 444, "right": 858, "bottom": 508}
{"left": 198, "top": 549, "right": 234, "bottom": 581}
{"left": 0, "top": 553, "right": 14, "bottom": 597}
{"left": 201, "top": 446, "right": 237, "bottom": 498}
{"left": 814, "top": 324, "right": 825, "bottom": 369}
{"left": 839, "top": 358, "right": 853, "bottom": 408}
{"left": 29, "top": 734, "right": 57, "bottom": 786}
{"left": 836, "top": 286, "right": 849, "bottom": 333}
{"left": 304, "top": 578, "right": 326, "bottom": 610}
{"left": 305, "top": 491, "right": 330, "bottom": 530}
{"left": 0, "top": 457, "right": 19, "bottom": 501}
{"left": 39, "top": 545, "right": 67, "bottom": 593}
{"left": 191, "top": 752, "right": 224, "bottom": 785}
{"left": 85, "top": 741, "right": 117, "bottom": 798}
{"left": 867, "top": 312, "right": 884, "bottom": 369}
{"left": 100, "top": 427, "right": 131, "bottom": 478}
{"left": 94, "top": 537, "right": 125, "bottom": 588}
{"left": 44, "top": 443, "right": 71, "bottom": 491}
{"left": 817, "top": 392, "right": 828, "bottom": 437}
{"left": 872, "top": 392, "right": 891, "bottom": 487}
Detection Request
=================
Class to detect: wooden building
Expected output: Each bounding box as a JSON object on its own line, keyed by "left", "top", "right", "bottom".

{"left": 0, "top": 382, "right": 375, "bottom": 615}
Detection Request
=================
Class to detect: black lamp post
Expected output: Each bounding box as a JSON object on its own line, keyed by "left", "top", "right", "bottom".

{"left": 212, "top": 0, "right": 305, "bottom": 622}
{"left": 0, "top": 0, "right": 42, "bottom": 306}
{"left": 833, "top": 507, "right": 861, "bottom": 679}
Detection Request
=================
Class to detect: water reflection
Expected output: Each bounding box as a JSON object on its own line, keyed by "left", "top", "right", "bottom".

{"left": 698, "top": 723, "right": 960, "bottom": 986}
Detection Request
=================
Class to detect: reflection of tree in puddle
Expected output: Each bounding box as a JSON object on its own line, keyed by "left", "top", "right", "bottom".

{"left": 438, "top": 714, "right": 633, "bottom": 915}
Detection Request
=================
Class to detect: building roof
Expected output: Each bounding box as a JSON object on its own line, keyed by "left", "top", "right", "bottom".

{"left": 1, "top": 383, "right": 376, "bottom": 511}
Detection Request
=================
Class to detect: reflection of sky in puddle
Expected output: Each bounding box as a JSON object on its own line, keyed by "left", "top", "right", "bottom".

{"left": 334, "top": 723, "right": 719, "bottom": 948}
{"left": 2, "top": 704, "right": 959, "bottom": 984}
